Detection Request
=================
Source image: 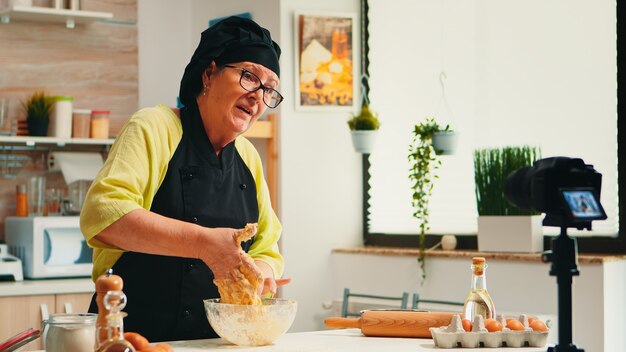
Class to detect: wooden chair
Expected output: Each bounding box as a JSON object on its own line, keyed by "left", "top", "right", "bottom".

{"left": 411, "top": 292, "right": 464, "bottom": 311}
{"left": 341, "top": 288, "right": 409, "bottom": 318}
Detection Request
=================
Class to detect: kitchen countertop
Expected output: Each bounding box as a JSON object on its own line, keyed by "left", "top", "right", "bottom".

{"left": 333, "top": 246, "right": 626, "bottom": 264}
{"left": 166, "top": 329, "right": 549, "bottom": 351}
{"left": 0, "top": 278, "right": 93, "bottom": 297}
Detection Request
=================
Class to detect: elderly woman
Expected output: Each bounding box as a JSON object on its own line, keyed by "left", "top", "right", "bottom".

{"left": 80, "top": 17, "right": 286, "bottom": 342}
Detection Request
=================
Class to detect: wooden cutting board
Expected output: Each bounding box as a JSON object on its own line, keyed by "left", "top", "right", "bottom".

{"left": 324, "top": 310, "right": 457, "bottom": 338}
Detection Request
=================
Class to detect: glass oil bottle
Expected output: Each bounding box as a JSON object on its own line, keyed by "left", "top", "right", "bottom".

{"left": 463, "top": 256, "right": 496, "bottom": 321}
{"left": 96, "top": 290, "right": 135, "bottom": 352}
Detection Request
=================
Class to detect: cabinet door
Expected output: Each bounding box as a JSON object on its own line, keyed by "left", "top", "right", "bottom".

{"left": 0, "top": 294, "right": 55, "bottom": 351}
{"left": 55, "top": 292, "right": 93, "bottom": 314}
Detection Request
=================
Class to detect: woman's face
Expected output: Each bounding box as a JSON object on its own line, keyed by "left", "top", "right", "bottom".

{"left": 198, "top": 61, "right": 279, "bottom": 144}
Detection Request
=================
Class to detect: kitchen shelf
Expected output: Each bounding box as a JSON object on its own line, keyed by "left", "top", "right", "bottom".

{"left": 0, "top": 135, "right": 114, "bottom": 148}
{"left": 0, "top": 5, "right": 113, "bottom": 29}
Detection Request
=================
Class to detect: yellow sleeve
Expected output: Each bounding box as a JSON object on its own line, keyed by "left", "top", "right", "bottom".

{"left": 80, "top": 104, "right": 182, "bottom": 249}
{"left": 235, "top": 136, "right": 284, "bottom": 279}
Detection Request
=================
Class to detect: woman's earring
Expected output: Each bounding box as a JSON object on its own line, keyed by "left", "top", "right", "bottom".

{"left": 202, "top": 84, "right": 207, "bottom": 96}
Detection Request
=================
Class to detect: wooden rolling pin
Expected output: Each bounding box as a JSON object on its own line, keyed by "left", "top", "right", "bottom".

{"left": 324, "top": 310, "right": 457, "bottom": 338}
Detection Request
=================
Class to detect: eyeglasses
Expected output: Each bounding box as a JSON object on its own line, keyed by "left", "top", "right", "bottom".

{"left": 223, "top": 65, "right": 284, "bottom": 108}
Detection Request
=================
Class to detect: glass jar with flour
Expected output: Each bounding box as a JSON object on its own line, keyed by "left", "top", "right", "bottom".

{"left": 43, "top": 313, "right": 97, "bottom": 352}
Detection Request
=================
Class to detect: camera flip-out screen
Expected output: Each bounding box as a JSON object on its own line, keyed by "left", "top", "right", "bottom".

{"left": 560, "top": 188, "right": 607, "bottom": 221}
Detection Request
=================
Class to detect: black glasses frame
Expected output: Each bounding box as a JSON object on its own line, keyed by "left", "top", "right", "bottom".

{"left": 223, "top": 65, "right": 284, "bottom": 108}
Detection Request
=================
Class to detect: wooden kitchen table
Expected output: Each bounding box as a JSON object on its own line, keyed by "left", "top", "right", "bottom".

{"left": 166, "top": 329, "right": 550, "bottom": 351}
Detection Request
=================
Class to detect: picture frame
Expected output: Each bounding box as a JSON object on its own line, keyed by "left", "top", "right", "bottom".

{"left": 294, "top": 11, "right": 357, "bottom": 111}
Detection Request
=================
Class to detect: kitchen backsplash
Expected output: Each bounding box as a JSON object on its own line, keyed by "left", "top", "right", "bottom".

{"left": 0, "top": 0, "right": 137, "bottom": 239}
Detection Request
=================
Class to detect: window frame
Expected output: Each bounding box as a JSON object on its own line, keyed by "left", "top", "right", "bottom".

{"left": 359, "top": 0, "right": 625, "bottom": 254}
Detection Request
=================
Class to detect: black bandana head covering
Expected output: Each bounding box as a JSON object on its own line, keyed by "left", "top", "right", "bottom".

{"left": 179, "top": 16, "right": 281, "bottom": 107}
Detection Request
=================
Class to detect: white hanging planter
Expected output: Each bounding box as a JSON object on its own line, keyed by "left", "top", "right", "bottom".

{"left": 432, "top": 131, "right": 458, "bottom": 155}
{"left": 477, "top": 215, "right": 543, "bottom": 253}
{"left": 350, "top": 130, "right": 378, "bottom": 154}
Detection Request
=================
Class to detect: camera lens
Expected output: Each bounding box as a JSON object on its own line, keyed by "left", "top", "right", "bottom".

{"left": 504, "top": 166, "right": 533, "bottom": 211}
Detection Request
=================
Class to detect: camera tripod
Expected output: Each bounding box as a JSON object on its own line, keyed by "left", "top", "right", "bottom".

{"left": 541, "top": 226, "right": 585, "bottom": 352}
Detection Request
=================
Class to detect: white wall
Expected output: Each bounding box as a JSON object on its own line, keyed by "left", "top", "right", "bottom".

{"left": 138, "top": 0, "right": 363, "bottom": 333}
{"left": 137, "top": 0, "right": 192, "bottom": 108}
{"left": 278, "top": 0, "right": 363, "bottom": 332}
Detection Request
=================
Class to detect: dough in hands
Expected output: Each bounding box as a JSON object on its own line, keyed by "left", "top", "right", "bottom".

{"left": 214, "top": 223, "right": 263, "bottom": 305}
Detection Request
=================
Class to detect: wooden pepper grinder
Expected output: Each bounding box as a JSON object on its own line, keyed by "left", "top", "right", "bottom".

{"left": 96, "top": 269, "right": 124, "bottom": 347}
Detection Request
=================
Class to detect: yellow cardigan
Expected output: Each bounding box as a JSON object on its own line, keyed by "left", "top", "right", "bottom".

{"left": 79, "top": 104, "right": 283, "bottom": 281}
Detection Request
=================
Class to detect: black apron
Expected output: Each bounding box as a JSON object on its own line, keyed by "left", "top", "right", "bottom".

{"left": 88, "top": 106, "right": 259, "bottom": 342}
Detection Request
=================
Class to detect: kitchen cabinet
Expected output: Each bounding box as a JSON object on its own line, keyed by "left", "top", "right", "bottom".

{"left": 0, "top": 278, "right": 94, "bottom": 350}
{"left": 0, "top": 292, "right": 92, "bottom": 350}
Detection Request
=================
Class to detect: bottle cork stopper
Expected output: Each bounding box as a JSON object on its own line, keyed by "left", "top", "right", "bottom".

{"left": 472, "top": 257, "right": 486, "bottom": 265}
{"left": 472, "top": 257, "right": 486, "bottom": 275}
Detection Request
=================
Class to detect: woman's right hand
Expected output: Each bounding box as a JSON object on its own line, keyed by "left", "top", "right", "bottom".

{"left": 197, "top": 227, "right": 261, "bottom": 282}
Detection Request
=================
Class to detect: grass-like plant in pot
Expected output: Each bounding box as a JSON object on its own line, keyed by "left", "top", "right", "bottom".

{"left": 408, "top": 117, "right": 452, "bottom": 280}
{"left": 473, "top": 145, "right": 543, "bottom": 252}
{"left": 348, "top": 102, "right": 380, "bottom": 153}
{"left": 22, "top": 91, "right": 54, "bottom": 137}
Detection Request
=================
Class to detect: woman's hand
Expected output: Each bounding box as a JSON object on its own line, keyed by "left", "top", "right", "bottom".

{"left": 262, "top": 278, "right": 292, "bottom": 297}
{"left": 255, "top": 260, "right": 291, "bottom": 297}
{"left": 197, "top": 227, "right": 260, "bottom": 281}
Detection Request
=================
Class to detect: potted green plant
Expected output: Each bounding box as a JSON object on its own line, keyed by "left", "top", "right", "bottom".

{"left": 408, "top": 117, "right": 452, "bottom": 280}
{"left": 348, "top": 102, "right": 380, "bottom": 154}
{"left": 473, "top": 145, "right": 542, "bottom": 252}
{"left": 22, "top": 91, "right": 54, "bottom": 137}
{"left": 431, "top": 125, "right": 457, "bottom": 155}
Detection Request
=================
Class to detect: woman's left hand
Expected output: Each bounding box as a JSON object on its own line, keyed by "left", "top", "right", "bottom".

{"left": 254, "top": 260, "right": 291, "bottom": 297}
{"left": 261, "top": 277, "right": 292, "bottom": 298}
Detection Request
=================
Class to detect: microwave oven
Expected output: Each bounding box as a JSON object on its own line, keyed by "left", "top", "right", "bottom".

{"left": 5, "top": 216, "right": 92, "bottom": 279}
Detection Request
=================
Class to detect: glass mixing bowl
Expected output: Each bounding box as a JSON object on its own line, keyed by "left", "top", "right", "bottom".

{"left": 203, "top": 298, "right": 297, "bottom": 346}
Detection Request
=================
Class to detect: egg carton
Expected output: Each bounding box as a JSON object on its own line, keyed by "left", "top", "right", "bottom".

{"left": 430, "top": 314, "right": 549, "bottom": 348}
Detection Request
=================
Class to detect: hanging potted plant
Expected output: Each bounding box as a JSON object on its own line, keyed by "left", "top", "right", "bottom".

{"left": 408, "top": 117, "right": 451, "bottom": 280}
{"left": 474, "top": 145, "right": 543, "bottom": 252}
{"left": 347, "top": 102, "right": 380, "bottom": 154}
{"left": 21, "top": 91, "right": 54, "bottom": 137}
{"left": 431, "top": 125, "right": 457, "bottom": 155}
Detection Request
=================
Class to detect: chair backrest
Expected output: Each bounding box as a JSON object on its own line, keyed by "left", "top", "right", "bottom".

{"left": 341, "top": 288, "right": 409, "bottom": 318}
{"left": 411, "top": 292, "right": 464, "bottom": 311}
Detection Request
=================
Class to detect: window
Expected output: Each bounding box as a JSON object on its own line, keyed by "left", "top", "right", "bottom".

{"left": 362, "top": 0, "right": 624, "bottom": 253}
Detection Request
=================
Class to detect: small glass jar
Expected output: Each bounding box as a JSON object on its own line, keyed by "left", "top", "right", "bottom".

{"left": 43, "top": 313, "right": 97, "bottom": 352}
{"left": 90, "top": 110, "right": 110, "bottom": 139}
{"left": 72, "top": 109, "right": 91, "bottom": 138}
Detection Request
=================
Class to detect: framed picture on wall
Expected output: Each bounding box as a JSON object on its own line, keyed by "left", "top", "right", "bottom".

{"left": 294, "top": 12, "right": 357, "bottom": 111}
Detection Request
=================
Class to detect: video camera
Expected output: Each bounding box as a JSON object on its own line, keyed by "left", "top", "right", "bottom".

{"left": 503, "top": 156, "right": 607, "bottom": 352}
{"left": 504, "top": 156, "right": 606, "bottom": 230}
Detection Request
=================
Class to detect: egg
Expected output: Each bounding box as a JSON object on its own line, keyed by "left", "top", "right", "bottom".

{"left": 484, "top": 319, "right": 503, "bottom": 332}
{"left": 528, "top": 317, "right": 537, "bottom": 325}
{"left": 506, "top": 319, "right": 525, "bottom": 331}
{"left": 530, "top": 319, "right": 548, "bottom": 332}
{"left": 461, "top": 319, "right": 473, "bottom": 332}
{"left": 124, "top": 332, "right": 150, "bottom": 350}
